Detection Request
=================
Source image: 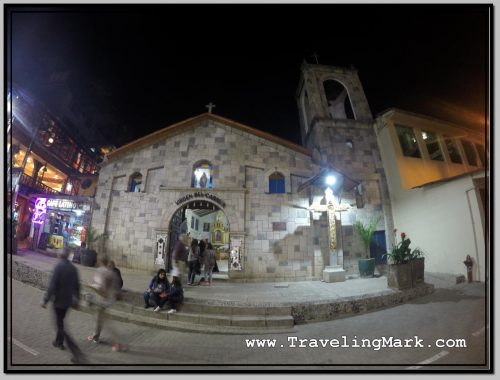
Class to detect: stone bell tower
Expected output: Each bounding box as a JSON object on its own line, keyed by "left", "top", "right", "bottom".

{"left": 296, "top": 62, "right": 393, "bottom": 276}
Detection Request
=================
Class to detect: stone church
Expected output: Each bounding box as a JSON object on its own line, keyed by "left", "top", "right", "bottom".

{"left": 90, "top": 63, "right": 391, "bottom": 282}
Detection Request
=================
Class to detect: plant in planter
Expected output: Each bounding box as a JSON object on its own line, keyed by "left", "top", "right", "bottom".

{"left": 385, "top": 229, "right": 425, "bottom": 289}
{"left": 80, "top": 228, "right": 108, "bottom": 267}
{"left": 353, "top": 217, "right": 380, "bottom": 277}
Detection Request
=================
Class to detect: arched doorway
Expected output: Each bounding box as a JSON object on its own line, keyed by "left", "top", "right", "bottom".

{"left": 167, "top": 200, "right": 231, "bottom": 277}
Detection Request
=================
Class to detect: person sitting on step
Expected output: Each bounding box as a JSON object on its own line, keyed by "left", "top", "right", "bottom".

{"left": 143, "top": 269, "right": 170, "bottom": 312}
{"left": 164, "top": 276, "right": 184, "bottom": 314}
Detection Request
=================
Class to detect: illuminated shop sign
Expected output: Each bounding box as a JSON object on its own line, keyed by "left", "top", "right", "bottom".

{"left": 46, "top": 198, "right": 91, "bottom": 211}
{"left": 32, "top": 198, "right": 47, "bottom": 224}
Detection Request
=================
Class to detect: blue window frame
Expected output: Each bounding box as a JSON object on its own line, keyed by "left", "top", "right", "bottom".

{"left": 269, "top": 172, "right": 285, "bottom": 194}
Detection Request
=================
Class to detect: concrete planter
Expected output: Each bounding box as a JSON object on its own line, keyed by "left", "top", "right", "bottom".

{"left": 411, "top": 257, "right": 425, "bottom": 286}
{"left": 358, "top": 258, "right": 376, "bottom": 277}
{"left": 80, "top": 249, "right": 97, "bottom": 267}
{"left": 387, "top": 263, "right": 412, "bottom": 289}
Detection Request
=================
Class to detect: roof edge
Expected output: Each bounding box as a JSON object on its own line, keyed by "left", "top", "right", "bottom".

{"left": 106, "top": 113, "right": 311, "bottom": 161}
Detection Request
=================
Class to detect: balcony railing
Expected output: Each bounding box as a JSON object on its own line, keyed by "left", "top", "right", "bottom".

{"left": 18, "top": 173, "right": 60, "bottom": 195}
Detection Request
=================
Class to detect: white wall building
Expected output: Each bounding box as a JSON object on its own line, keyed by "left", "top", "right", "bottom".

{"left": 375, "top": 108, "right": 488, "bottom": 282}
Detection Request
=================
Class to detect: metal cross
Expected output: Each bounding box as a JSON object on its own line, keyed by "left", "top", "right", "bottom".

{"left": 205, "top": 102, "right": 216, "bottom": 114}
{"left": 312, "top": 52, "right": 320, "bottom": 64}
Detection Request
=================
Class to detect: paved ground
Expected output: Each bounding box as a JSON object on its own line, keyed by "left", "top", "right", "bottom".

{"left": 6, "top": 278, "right": 488, "bottom": 370}
{"left": 10, "top": 249, "right": 456, "bottom": 306}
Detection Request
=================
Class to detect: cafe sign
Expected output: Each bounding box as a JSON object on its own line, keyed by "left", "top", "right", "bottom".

{"left": 46, "top": 198, "right": 91, "bottom": 211}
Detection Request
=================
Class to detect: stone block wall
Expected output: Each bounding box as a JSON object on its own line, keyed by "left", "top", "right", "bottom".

{"left": 91, "top": 119, "right": 329, "bottom": 280}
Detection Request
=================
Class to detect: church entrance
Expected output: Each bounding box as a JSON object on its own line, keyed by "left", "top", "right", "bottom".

{"left": 167, "top": 200, "right": 231, "bottom": 278}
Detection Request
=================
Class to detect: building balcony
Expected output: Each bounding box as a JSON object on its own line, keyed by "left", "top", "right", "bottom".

{"left": 18, "top": 172, "right": 60, "bottom": 196}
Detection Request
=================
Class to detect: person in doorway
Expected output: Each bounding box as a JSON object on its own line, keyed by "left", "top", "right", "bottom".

{"left": 87, "top": 256, "right": 127, "bottom": 352}
{"left": 143, "top": 269, "right": 170, "bottom": 312}
{"left": 187, "top": 239, "right": 200, "bottom": 285}
{"left": 42, "top": 248, "right": 87, "bottom": 364}
{"left": 172, "top": 234, "right": 189, "bottom": 284}
{"left": 202, "top": 243, "right": 216, "bottom": 286}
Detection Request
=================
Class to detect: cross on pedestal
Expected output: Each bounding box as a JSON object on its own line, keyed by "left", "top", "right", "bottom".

{"left": 205, "top": 102, "right": 216, "bottom": 114}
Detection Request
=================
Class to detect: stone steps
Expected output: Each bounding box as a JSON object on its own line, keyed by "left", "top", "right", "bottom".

{"left": 80, "top": 289, "right": 295, "bottom": 334}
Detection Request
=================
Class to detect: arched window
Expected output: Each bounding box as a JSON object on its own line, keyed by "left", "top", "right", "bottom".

{"left": 323, "top": 80, "right": 355, "bottom": 120}
{"left": 192, "top": 161, "right": 213, "bottom": 189}
{"left": 129, "top": 172, "right": 143, "bottom": 192}
{"left": 269, "top": 172, "right": 285, "bottom": 194}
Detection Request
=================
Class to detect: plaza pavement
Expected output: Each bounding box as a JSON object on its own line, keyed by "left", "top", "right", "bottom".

{"left": 8, "top": 249, "right": 445, "bottom": 332}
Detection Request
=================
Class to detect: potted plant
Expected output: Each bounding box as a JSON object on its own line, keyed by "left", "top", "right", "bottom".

{"left": 80, "top": 227, "right": 108, "bottom": 267}
{"left": 385, "top": 229, "right": 424, "bottom": 289}
{"left": 353, "top": 217, "right": 380, "bottom": 277}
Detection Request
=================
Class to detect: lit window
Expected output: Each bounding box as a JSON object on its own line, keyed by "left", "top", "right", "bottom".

{"left": 269, "top": 172, "right": 285, "bottom": 194}
{"left": 129, "top": 172, "right": 143, "bottom": 192}
{"left": 422, "top": 130, "right": 443, "bottom": 161}
{"left": 192, "top": 161, "right": 213, "bottom": 189}
{"left": 396, "top": 125, "right": 421, "bottom": 158}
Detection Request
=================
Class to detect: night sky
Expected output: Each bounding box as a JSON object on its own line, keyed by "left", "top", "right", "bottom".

{"left": 7, "top": 4, "right": 490, "bottom": 149}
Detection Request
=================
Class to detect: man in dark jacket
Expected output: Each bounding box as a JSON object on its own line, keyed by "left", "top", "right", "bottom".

{"left": 42, "top": 249, "right": 87, "bottom": 364}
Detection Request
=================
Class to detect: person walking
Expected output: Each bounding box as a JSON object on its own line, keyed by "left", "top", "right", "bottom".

{"left": 172, "top": 234, "right": 188, "bottom": 284}
{"left": 42, "top": 248, "right": 87, "bottom": 364}
{"left": 87, "top": 256, "right": 127, "bottom": 352}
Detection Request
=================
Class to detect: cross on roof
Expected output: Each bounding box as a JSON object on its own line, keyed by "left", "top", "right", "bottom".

{"left": 205, "top": 102, "right": 216, "bottom": 114}
{"left": 312, "top": 52, "right": 320, "bottom": 64}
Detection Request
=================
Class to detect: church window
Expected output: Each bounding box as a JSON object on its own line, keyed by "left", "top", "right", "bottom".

{"left": 396, "top": 125, "right": 421, "bottom": 158}
{"left": 192, "top": 161, "right": 213, "bottom": 189}
{"left": 422, "top": 130, "right": 443, "bottom": 161}
{"left": 323, "top": 80, "right": 355, "bottom": 120}
{"left": 128, "top": 172, "right": 143, "bottom": 192}
{"left": 269, "top": 172, "right": 285, "bottom": 194}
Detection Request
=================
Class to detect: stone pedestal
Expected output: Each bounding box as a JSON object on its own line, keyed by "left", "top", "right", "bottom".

{"left": 323, "top": 265, "right": 346, "bottom": 282}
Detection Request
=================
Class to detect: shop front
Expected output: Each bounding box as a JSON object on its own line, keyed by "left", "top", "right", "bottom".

{"left": 30, "top": 195, "right": 93, "bottom": 256}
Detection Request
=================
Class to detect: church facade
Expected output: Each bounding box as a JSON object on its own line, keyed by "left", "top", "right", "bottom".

{"left": 90, "top": 63, "right": 392, "bottom": 281}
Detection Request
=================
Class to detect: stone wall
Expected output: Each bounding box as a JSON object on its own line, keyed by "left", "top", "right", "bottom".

{"left": 92, "top": 119, "right": 329, "bottom": 281}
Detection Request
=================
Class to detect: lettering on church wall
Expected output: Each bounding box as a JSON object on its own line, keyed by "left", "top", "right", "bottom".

{"left": 174, "top": 192, "right": 226, "bottom": 208}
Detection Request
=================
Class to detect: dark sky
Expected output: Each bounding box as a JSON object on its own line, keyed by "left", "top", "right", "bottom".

{"left": 7, "top": 4, "right": 490, "bottom": 148}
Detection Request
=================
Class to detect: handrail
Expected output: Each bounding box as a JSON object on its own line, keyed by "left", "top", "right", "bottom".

{"left": 19, "top": 173, "right": 60, "bottom": 195}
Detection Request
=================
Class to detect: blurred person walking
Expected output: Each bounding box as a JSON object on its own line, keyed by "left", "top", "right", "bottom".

{"left": 42, "top": 248, "right": 87, "bottom": 364}
{"left": 87, "top": 256, "right": 127, "bottom": 352}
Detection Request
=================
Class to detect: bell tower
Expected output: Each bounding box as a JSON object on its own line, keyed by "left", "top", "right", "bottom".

{"left": 296, "top": 62, "right": 393, "bottom": 277}
{"left": 296, "top": 62, "right": 373, "bottom": 148}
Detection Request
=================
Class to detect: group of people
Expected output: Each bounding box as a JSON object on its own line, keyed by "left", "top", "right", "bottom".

{"left": 143, "top": 269, "right": 184, "bottom": 313}
{"left": 42, "top": 250, "right": 126, "bottom": 364}
{"left": 172, "top": 230, "right": 217, "bottom": 288}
